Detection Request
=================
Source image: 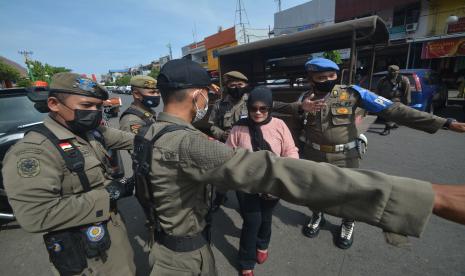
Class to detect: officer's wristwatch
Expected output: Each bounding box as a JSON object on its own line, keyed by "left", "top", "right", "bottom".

{"left": 443, "top": 118, "right": 457, "bottom": 130}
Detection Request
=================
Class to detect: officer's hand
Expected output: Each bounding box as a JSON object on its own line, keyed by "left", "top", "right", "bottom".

{"left": 449, "top": 121, "right": 465, "bottom": 133}
{"left": 432, "top": 184, "right": 465, "bottom": 225}
{"left": 105, "top": 177, "right": 135, "bottom": 201}
{"left": 301, "top": 94, "right": 325, "bottom": 113}
{"left": 209, "top": 84, "right": 221, "bottom": 95}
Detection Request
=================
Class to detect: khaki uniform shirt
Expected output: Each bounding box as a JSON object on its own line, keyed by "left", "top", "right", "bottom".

{"left": 2, "top": 116, "right": 134, "bottom": 233}
{"left": 273, "top": 85, "right": 446, "bottom": 167}
{"left": 119, "top": 103, "right": 156, "bottom": 135}
{"left": 143, "top": 112, "right": 434, "bottom": 238}
{"left": 377, "top": 75, "right": 411, "bottom": 105}
{"left": 208, "top": 94, "right": 248, "bottom": 141}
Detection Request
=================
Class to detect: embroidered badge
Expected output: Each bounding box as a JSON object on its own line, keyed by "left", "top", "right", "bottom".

{"left": 339, "top": 91, "right": 349, "bottom": 101}
{"left": 144, "top": 80, "right": 156, "bottom": 88}
{"left": 332, "top": 90, "right": 339, "bottom": 97}
{"left": 17, "top": 158, "right": 40, "bottom": 178}
{"left": 86, "top": 225, "right": 105, "bottom": 242}
{"left": 336, "top": 107, "right": 349, "bottom": 114}
{"left": 130, "top": 124, "right": 142, "bottom": 134}
{"left": 59, "top": 142, "right": 73, "bottom": 151}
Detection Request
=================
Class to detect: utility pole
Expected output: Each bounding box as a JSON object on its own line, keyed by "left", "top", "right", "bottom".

{"left": 275, "top": 0, "right": 282, "bottom": 12}
{"left": 167, "top": 43, "right": 173, "bottom": 60}
{"left": 235, "top": 0, "right": 250, "bottom": 44}
{"left": 18, "top": 50, "right": 35, "bottom": 81}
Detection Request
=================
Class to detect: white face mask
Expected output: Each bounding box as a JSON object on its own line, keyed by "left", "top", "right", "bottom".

{"left": 192, "top": 90, "right": 209, "bottom": 123}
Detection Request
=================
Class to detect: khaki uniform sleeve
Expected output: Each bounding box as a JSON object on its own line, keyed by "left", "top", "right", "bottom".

{"left": 2, "top": 142, "right": 110, "bottom": 233}
{"left": 208, "top": 102, "right": 225, "bottom": 140}
{"left": 272, "top": 101, "right": 301, "bottom": 116}
{"left": 402, "top": 77, "right": 411, "bottom": 105}
{"left": 99, "top": 126, "right": 134, "bottom": 150}
{"left": 119, "top": 114, "right": 145, "bottom": 134}
{"left": 378, "top": 103, "right": 446, "bottom": 133}
{"left": 180, "top": 134, "right": 434, "bottom": 237}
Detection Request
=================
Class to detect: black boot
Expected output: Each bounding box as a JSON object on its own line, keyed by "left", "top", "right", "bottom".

{"left": 303, "top": 212, "right": 325, "bottom": 238}
{"left": 336, "top": 219, "right": 354, "bottom": 249}
{"left": 380, "top": 127, "right": 390, "bottom": 136}
{"left": 211, "top": 192, "right": 228, "bottom": 212}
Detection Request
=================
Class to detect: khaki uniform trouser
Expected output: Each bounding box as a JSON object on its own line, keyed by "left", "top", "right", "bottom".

{"left": 303, "top": 145, "right": 359, "bottom": 218}
{"left": 51, "top": 213, "right": 136, "bottom": 276}
{"left": 149, "top": 242, "right": 217, "bottom": 276}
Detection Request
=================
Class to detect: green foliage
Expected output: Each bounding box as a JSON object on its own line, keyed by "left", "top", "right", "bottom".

{"left": 26, "top": 60, "right": 71, "bottom": 82}
{"left": 114, "top": 75, "right": 131, "bottom": 86}
{"left": 148, "top": 67, "right": 160, "bottom": 79}
{"left": 16, "top": 77, "right": 33, "bottom": 87}
{"left": 323, "top": 50, "right": 342, "bottom": 65}
{"left": 0, "top": 61, "right": 21, "bottom": 81}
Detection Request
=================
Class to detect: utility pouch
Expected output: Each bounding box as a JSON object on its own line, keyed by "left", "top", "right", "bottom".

{"left": 43, "top": 230, "right": 87, "bottom": 275}
{"left": 80, "top": 222, "right": 111, "bottom": 262}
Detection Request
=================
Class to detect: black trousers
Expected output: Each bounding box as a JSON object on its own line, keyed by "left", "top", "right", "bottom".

{"left": 236, "top": 191, "right": 279, "bottom": 270}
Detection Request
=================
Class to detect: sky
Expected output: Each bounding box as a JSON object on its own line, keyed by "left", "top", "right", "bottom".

{"left": 0, "top": 0, "right": 309, "bottom": 76}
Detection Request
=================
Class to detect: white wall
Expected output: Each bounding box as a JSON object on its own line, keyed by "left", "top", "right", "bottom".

{"left": 274, "top": 0, "right": 336, "bottom": 36}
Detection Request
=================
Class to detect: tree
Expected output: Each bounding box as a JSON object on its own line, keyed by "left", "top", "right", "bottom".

{"left": 16, "top": 77, "right": 32, "bottom": 87}
{"left": 323, "top": 50, "right": 342, "bottom": 65}
{"left": 26, "top": 60, "right": 71, "bottom": 82}
{"left": 0, "top": 61, "right": 21, "bottom": 81}
{"left": 148, "top": 67, "right": 160, "bottom": 79}
{"left": 114, "top": 75, "right": 131, "bottom": 86}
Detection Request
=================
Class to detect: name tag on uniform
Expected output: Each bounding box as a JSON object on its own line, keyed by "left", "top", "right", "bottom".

{"left": 336, "top": 107, "right": 350, "bottom": 114}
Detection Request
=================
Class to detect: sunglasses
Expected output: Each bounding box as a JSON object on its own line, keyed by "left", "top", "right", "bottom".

{"left": 249, "top": 106, "right": 270, "bottom": 113}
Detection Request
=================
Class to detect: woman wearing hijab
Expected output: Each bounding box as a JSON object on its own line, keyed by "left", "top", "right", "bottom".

{"left": 226, "top": 86, "right": 299, "bottom": 276}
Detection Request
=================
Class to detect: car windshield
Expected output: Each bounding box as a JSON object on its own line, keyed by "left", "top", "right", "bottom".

{"left": 0, "top": 94, "right": 47, "bottom": 134}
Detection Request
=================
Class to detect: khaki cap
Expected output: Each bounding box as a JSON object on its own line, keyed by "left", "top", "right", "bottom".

{"left": 130, "top": 75, "right": 157, "bottom": 89}
{"left": 388, "top": 65, "right": 400, "bottom": 72}
{"left": 50, "top": 72, "right": 108, "bottom": 100}
{"left": 223, "top": 71, "right": 248, "bottom": 83}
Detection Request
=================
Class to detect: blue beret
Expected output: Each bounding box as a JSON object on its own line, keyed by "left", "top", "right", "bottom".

{"left": 305, "top": 58, "right": 340, "bottom": 72}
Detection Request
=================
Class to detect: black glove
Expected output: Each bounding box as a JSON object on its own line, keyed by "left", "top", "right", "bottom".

{"left": 105, "top": 177, "right": 135, "bottom": 201}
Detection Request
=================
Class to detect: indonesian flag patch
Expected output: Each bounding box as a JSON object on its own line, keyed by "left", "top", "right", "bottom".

{"left": 59, "top": 142, "right": 73, "bottom": 151}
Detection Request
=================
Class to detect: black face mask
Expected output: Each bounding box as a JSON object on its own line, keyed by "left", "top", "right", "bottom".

{"left": 66, "top": 109, "right": 102, "bottom": 133}
{"left": 388, "top": 72, "right": 399, "bottom": 80}
{"left": 141, "top": 95, "right": 160, "bottom": 108}
{"left": 228, "top": 87, "right": 248, "bottom": 99}
{"left": 313, "top": 80, "right": 337, "bottom": 93}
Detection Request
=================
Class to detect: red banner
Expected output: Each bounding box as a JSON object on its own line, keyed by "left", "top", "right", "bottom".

{"left": 421, "top": 37, "right": 465, "bottom": 59}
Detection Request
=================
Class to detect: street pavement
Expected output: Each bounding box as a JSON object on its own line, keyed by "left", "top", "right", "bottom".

{"left": 1, "top": 93, "right": 464, "bottom": 276}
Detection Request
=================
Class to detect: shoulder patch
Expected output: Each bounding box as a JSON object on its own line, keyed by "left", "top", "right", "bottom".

{"left": 17, "top": 158, "right": 40, "bottom": 178}
{"left": 130, "top": 124, "right": 142, "bottom": 134}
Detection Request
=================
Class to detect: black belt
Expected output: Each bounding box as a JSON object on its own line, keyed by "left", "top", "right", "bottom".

{"left": 155, "top": 228, "right": 209, "bottom": 252}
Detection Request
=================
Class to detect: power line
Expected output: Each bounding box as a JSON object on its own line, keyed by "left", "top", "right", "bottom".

{"left": 275, "top": 0, "right": 282, "bottom": 12}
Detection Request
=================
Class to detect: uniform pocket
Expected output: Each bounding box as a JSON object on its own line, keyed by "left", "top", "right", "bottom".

{"left": 331, "top": 106, "right": 353, "bottom": 126}
{"left": 222, "top": 113, "right": 233, "bottom": 128}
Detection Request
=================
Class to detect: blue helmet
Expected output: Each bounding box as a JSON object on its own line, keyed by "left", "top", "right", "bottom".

{"left": 305, "top": 58, "right": 340, "bottom": 72}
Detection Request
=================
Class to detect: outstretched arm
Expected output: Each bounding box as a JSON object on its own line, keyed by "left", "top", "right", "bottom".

{"left": 432, "top": 184, "right": 465, "bottom": 224}
{"left": 351, "top": 85, "right": 448, "bottom": 134}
